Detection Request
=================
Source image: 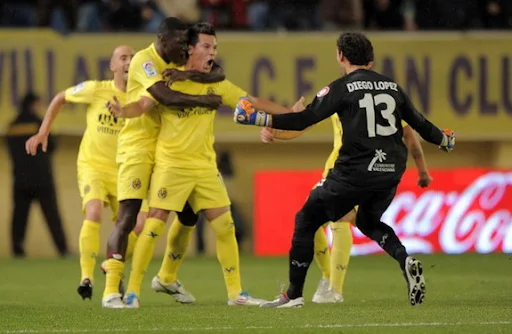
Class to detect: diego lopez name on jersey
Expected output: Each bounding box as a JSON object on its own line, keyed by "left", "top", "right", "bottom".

{"left": 346, "top": 80, "right": 398, "bottom": 93}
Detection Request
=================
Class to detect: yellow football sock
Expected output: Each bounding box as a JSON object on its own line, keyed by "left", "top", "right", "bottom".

{"left": 210, "top": 211, "right": 242, "bottom": 300}
{"left": 329, "top": 222, "right": 353, "bottom": 293}
{"left": 79, "top": 220, "right": 100, "bottom": 283}
{"left": 127, "top": 217, "right": 165, "bottom": 296}
{"left": 157, "top": 218, "right": 195, "bottom": 284}
{"left": 313, "top": 225, "right": 331, "bottom": 280}
{"left": 103, "top": 258, "right": 124, "bottom": 297}
{"left": 125, "top": 231, "right": 139, "bottom": 258}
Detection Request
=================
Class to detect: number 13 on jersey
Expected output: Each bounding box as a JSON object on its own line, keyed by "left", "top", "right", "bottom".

{"left": 359, "top": 93, "right": 397, "bottom": 138}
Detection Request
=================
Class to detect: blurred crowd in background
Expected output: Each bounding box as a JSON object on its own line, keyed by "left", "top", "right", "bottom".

{"left": 1, "top": 0, "right": 511, "bottom": 34}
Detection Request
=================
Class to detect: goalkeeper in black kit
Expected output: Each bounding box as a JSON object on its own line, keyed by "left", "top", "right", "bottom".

{"left": 234, "top": 32, "right": 455, "bottom": 307}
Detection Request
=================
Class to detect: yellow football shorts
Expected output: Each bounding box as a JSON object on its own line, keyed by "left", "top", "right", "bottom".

{"left": 77, "top": 165, "right": 118, "bottom": 218}
{"left": 117, "top": 162, "right": 154, "bottom": 202}
{"left": 149, "top": 166, "right": 231, "bottom": 213}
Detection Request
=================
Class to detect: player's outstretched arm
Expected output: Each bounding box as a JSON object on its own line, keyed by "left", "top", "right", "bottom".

{"left": 25, "top": 90, "right": 66, "bottom": 155}
{"left": 403, "top": 125, "right": 433, "bottom": 188}
{"left": 260, "top": 97, "right": 311, "bottom": 142}
{"left": 399, "top": 87, "right": 455, "bottom": 152}
{"left": 248, "top": 95, "right": 293, "bottom": 115}
{"left": 108, "top": 95, "right": 154, "bottom": 118}
{"left": 235, "top": 85, "right": 341, "bottom": 131}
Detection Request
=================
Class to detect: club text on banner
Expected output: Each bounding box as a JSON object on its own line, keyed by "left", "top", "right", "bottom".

{"left": 1, "top": 31, "right": 511, "bottom": 140}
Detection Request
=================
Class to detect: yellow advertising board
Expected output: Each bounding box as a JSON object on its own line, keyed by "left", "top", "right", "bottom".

{"left": 1, "top": 30, "right": 511, "bottom": 141}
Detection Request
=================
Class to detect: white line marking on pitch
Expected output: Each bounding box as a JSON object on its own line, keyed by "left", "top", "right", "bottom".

{"left": 2, "top": 321, "right": 512, "bottom": 333}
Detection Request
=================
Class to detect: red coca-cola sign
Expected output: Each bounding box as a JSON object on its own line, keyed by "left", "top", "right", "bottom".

{"left": 254, "top": 168, "right": 512, "bottom": 256}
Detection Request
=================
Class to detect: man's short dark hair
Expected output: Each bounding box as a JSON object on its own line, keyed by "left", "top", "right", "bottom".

{"left": 188, "top": 22, "right": 216, "bottom": 46}
{"left": 157, "top": 17, "right": 188, "bottom": 37}
{"left": 336, "top": 33, "right": 374, "bottom": 66}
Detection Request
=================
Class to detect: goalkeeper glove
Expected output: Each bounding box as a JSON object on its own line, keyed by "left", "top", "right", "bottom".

{"left": 439, "top": 129, "right": 455, "bottom": 152}
{"left": 234, "top": 97, "right": 271, "bottom": 127}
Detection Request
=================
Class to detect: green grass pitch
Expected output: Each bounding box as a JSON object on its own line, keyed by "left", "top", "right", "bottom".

{"left": 1, "top": 253, "right": 511, "bottom": 333}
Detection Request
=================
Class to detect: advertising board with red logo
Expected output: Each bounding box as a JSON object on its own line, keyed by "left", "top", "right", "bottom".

{"left": 254, "top": 168, "right": 512, "bottom": 256}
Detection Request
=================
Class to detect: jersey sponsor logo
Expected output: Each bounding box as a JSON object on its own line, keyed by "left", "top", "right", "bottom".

{"left": 367, "top": 149, "right": 395, "bottom": 172}
{"left": 316, "top": 86, "right": 330, "bottom": 97}
{"left": 142, "top": 61, "right": 158, "bottom": 77}
{"left": 72, "top": 82, "right": 85, "bottom": 94}
{"left": 176, "top": 107, "right": 215, "bottom": 118}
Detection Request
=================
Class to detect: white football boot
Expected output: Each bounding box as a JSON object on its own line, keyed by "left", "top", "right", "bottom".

{"left": 227, "top": 292, "right": 267, "bottom": 306}
{"left": 151, "top": 276, "right": 196, "bottom": 304}
{"left": 311, "top": 277, "right": 329, "bottom": 303}
{"left": 260, "top": 294, "right": 304, "bottom": 308}
{"left": 102, "top": 293, "right": 125, "bottom": 308}
{"left": 312, "top": 289, "right": 344, "bottom": 304}
{"left": 123, "top": 292, "right": 140, "bottom": 309}
{"left": 404, "top": 256, "right": 426, "bottom": 306}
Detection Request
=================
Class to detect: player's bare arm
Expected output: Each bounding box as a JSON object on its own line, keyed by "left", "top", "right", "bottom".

{"left": 25, "top": 90, "right": 67, "bottom": 155}
{"left": 260, "top": 97, "right": 310, "bottom": 142}
{"left": 249, "top": 84, "right": 341, "bottom": 131}
{"left": 108, "top": 82, "right": 222, "bottom": 118}
{"left": 247, "top": 95, "right": 293, "bottom": 115}
{"left": 148, "top": 82, "right": 222, "bottom": 108}
{"left": 403, "top": 125, "right": 433, "bottom": 188}
{"left": 162, "top": 66, "right": 226, "bottom": 84}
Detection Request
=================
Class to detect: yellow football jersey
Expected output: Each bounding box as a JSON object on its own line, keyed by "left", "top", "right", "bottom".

{"left": 155, "top": 78, "right": 247, "bottom": 169}
{"left": 117, "top": 43, "right": 178, "bottom": 164}
{"left": 322, "top": 117, "right": 409, "bottom": 177}
{"left": 64, "top": 80, "right": 126, "bottom": 172}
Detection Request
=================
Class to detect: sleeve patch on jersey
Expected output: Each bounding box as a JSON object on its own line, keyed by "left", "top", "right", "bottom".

{"left": 72, "top": 82, "right": 85, "bottom": 94}
{"left": 316, "top": 86, "right": 330, "bottom": 98}
{"left": 142, "top": 61, "right": 158, "bottom": 77}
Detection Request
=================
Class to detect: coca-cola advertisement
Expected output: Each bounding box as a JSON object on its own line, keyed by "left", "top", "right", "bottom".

{"left": 253, "top": 168, "right": 512, "bottom": 256}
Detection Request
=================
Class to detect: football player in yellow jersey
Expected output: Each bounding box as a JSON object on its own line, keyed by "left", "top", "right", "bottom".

{"left": 109, "top": 22, "right": 300, "bottom": 308}
{"left": 102, "top": 18, "right": 228, "bottom": 308}
{"left": 24, "top": 46, "right": 147, "bottom": 300}
{"left": 259, "top": 116, "right": 432, "bottom": 303}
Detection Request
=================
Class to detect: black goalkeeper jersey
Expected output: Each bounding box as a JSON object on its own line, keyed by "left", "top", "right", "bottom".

{"left": 272, "top": 69, "right": 444, "bottom": 189}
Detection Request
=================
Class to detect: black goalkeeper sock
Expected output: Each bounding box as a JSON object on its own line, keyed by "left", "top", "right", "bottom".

{"left": 286, "top": 214, "right": 317, "bottom": 300}
{"left": 369, "top": 222, "right": 409, "bottom": 270}
{"left": 286, "top": 242, "right": 314, "bottom": 299}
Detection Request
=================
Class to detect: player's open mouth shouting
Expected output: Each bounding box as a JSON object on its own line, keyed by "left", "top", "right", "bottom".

{"left": 204, "top": 59, "right": 215, "bottom": 72}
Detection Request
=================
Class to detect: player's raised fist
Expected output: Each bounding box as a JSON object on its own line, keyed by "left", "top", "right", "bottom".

{"left": 440, "top": 129, "right": 455, "bottom": 152}
{"left": 234, "top": 97, "right": 271, "bottom": 127}
{"left": 417, "top": 171, "right": 433, "bottom": 188}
